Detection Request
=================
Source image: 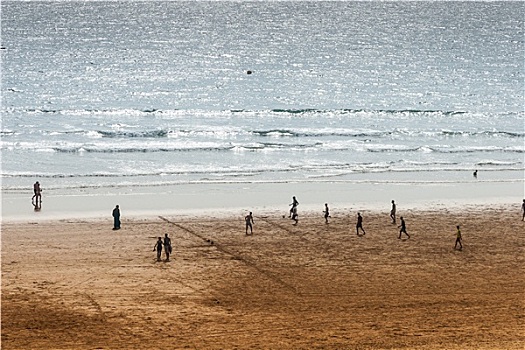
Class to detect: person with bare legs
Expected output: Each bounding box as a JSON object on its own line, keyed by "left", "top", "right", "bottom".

{"left": 32, "top": 181, "right": 42, "bottom": 208}
{"left": 154, "top": 237, "right": 163, "bottom": 261}
{"left": 356, "top": 212, "right": 366, "bottom": 236}
{"left": 521, "top": 199, "right": 525, "bottom": 221}
{"left": 245, "top": 211, "right": 254, "bottom": 235}
{"left": 398, "top": 216, "right": 410, "bottom": 239}
{"left": 323, "top": 203, "right": 330, "bottom": 224}
{"left": 289, "top": 196, "right": 299, "bottom": 218}
{"left": 454, "top": 225, "right": 463, "bottom": 250}
{"left": 292, "top": 206, "right": 298, "bottom": 225}
{"left": 390, "top": 200, "right": 396, "bottom": 224}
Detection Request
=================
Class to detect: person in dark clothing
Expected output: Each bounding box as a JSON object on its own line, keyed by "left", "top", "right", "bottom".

{"left": 398, "top": 216, "right": 410, "bottom": 239}
{"left": 112, "top": 205, "right": 121, "bottom": 230}
{"left": 163, "top": 233, "right": 172, "bottom": 261}
{"left": 154, "top": 237, "right": 163, "bottom": 261}
{"left": 356, "top": 212, "right": 366, "bottom": 236}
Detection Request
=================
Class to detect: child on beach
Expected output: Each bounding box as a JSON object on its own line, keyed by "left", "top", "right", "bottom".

{"left": 323, "top": 203, "right": 330, "bottom": 224}
{"left": 356, "top": 212, "right": 366, "bottom": 236}
{"left": 245, "top": 212, "right": 254, "bottom": 235}
{"left": 154, "top": 237, "right": 163, "bottom": 261}
{"left": 455, "top": 225, "right": 463, "bottom": 250}
{"left": 398, "top": 216, "right": 410, "bottom": 239}
{"left": 163, "top": 233, "right": 172, "bottom": 261}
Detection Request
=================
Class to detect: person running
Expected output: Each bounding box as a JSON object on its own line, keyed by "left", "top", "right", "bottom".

{"left": 289, "top": 196, "right": 299, "bottom": 218}
{"left": 522, "top": 199, "right": 525, "bottom": 221}
{"left": 153, "top": 237, "right": 163, "bottom": 261}
{"left": 112, "top": 205, "right": 121, "bottom": 230}
{"left": 454, "top": 225, "right": 463, "bottom": 250}
{"left": 163, "top": 233, "right": 172, "bottom": 261}
{"left": 398, "top": 216, "right": 410, "bottom": 239}
{"left": 356, "top": 212, "right": 366, "bottom": 236}
{"left": 390, "top": 200, "right": 396, "bottom": 224}
{"left": 323, "top": 203, "right": 330, "bottom": 224}
{"left": 291, "top": 206, "right": 298, "bottom": 225}
{"left": 245, "top": 211, "right": 254, "bottom": 235}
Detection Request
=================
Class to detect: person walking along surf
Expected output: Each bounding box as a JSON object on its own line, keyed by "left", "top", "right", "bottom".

{"left": 289, "top": 196, "right": 299, "bottom": 218}
{"left": 323, "top": 203, "right": 330, "bottom": 224}
{"left": 32, "top": 181, "right": 42, "bottom": 208}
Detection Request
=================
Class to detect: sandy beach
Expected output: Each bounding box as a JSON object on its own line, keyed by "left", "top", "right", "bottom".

{"left": 2, "top": 203, "right": 524, "bottom": 349}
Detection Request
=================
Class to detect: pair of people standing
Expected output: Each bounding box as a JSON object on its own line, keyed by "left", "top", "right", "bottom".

{"left": 154, "top": 234, "right": 172, "bottom": 261}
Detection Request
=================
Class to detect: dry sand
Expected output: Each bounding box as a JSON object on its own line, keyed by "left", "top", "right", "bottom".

{"left": 2, "top": 206, "right": 524, "bottom": 349}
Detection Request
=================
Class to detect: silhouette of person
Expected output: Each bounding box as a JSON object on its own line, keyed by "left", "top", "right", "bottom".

{"left": 163, "top": 233, "right": 172, "bottom": 261}
{"left": 390, "top": 200, "right": 396, "bottom": 224}
{"left": 112, "top": 205, "right": 121, "bottom": 230}
{"left": 245, "top": 212, "right": 254, "bottom": 235}
{"left": 323, "top": 203, "right": 330, "bottom": 224}
{"left": 398, "top": 216, "right": 410, "bottom": 239}
{"left": 473, "top": 170, "right": 478, "bottom": 178}
{"left": 32, "top": 181, "right": 42, "bottom": 207}
{"left": 154, "top": 237, "right": 163, "bottom": 261}
{"left": 289, "top": 196, "right": 299, "bottom": 218}
{"left": 356, "top": 212, "right": 366, "bottom": 236}
{"left": 454, "top": 225, "right": 463, "bottom": 250}
{"left": 522, "top": 199, "right": 525, "bottom": 221}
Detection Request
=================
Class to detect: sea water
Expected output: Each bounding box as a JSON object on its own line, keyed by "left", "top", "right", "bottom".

{"left": 1, "top": 1, "right": 523, "bottom": 193}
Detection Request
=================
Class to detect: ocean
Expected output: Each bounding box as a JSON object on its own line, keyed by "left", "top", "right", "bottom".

{"left": 1, "top": 1, "right": 524, "bottom": 193}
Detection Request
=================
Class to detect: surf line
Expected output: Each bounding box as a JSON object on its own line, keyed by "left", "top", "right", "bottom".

{"left": 159, "top": 216, "right": 299, "bottom": 295}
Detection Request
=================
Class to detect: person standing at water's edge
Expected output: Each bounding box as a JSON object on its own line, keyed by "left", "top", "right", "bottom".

{"left": 245, "top": 212, "right": 254, "bottom": 235}
{"left": 390, "top": 200, "right": 396, "bottom": 224}
{"left": 521, "top": 199, "right": 525, "bottom": 221}
{"left": 398, "top": 216, "right": 410, "bottom": 239}
{"left": 32, "top": 181, "right": 42, "bottom": 207}
{"left": 112, "top": 205, "right": 121, "bottom": 230}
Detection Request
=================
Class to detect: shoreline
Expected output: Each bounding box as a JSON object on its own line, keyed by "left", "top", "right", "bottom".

{"left": 2, "top": 179, "right": 523, "bottom": 223}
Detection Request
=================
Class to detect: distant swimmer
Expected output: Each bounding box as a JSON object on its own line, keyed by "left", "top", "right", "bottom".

{"left": 454, "top": 225, "right": 463, "bottom": 250}
{"left": 289, "top": 196, "right": 299, "bottom": 218}
{"left": 245, "top": 211, "right": 254, "bottom": 235}
{"left": 473, "top": 170, "right": 478, "bottom": 178}
{"left": 356, "top": 212, "right": 366, "bottom": 236}
{"left": 154, "top": 237, "right": 163, "bottom": 261}
{"left": 398, "top": 216, "right": 410, "bottom": 239}
{"left": 390, "top": 200, "right": 396, "bottom": 224}
{"left": 163, "top": 233, "right": 172, "bottom": 261}
{"left": 522, "top": 199, "right": 525, "bottom": 221}
{"left": 323, "top": 203, "right": 330, "bottom": 224}
{"left": 112, "top": 205, "right": 121, "bottom": 230}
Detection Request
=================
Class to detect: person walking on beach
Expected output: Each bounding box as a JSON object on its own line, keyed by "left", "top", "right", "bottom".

{"left": 323, "top": 203, "right": 330, "bottom": 224}
{"left": 32, "top": 181, "right": 42, "bottom": 207}
{"left": 356, "top": 212, "right": 366, "bottom": 236}
{"left": 390, "top": 200, "right": 396, "bottom": 224}
{"left": 522, "top": 199, "right": 525, "bottom": 221}
{"left": 454, "top": 225, "right": 463, "bottom": 250}
{"left": 289, "top": 196, "right": 299, "bottom": 218}
{"left": 245, "top": 211, "right": 254, "bottom": 235}
{"left": 473, "top": 170, "right": 478, "bottom": 178}
{"left": 398, "top": 216, "right": 410, "bottom": 239}
{"left": 163, "top": 233, "right": 172, "bottom": 261}
{"left": 112, "top": 205, "right": 121, "bottom": 230}
{"left": 291, "top": 206, "right": 298, "bottom": 225}
{"left": 154, "top": 237, "right": 163, "bottom": 261}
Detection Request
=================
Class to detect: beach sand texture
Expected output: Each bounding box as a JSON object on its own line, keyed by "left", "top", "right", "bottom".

{"left": 2, "top": 208, "right": 524, "bottom": 349}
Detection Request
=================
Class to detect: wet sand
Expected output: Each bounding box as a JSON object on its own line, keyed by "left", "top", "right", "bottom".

{"left": 1, "top": 206, "right": 524, "bottom": 349}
